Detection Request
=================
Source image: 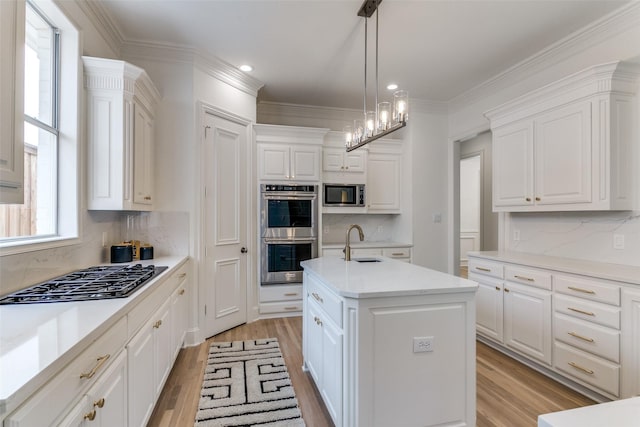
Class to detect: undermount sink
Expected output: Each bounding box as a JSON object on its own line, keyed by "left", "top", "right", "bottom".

{"left": 352, "top": 257, "right": 382, "bottom": 263}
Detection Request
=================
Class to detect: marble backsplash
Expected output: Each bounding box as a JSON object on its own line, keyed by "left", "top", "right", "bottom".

{"left": 321, "top": 214, "right": 400, "bottom": 244}
{"left": 507, "top": 210, "right": 640, "bottom": 267}
{"left": 0, "top": 210, "right": 190, "bottom": 295}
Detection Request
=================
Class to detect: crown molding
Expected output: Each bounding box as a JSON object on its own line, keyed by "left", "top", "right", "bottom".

{"left": 120, "top": 41, "right": 264, "bottom": 97}
{"left": 73, "top": 0, "right": 124, "bottom": 56}
{"left": 257, "top": 101, "right": 362, "bottom": 122}
{"left": 448, "top": 2, "right": 640, "bottom": 113}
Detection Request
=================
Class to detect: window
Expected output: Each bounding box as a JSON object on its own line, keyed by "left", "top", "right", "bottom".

{"left": 0, "top": 0, "right": 79, "bottom": 252}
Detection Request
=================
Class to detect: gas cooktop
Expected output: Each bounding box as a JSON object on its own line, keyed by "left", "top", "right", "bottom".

{"left": 0, "top": 264, "right": 168, "bottom": 305}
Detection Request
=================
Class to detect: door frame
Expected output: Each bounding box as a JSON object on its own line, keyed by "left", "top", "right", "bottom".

{"left": 196, "top": 102, "right": 255, "bottom": 341}
{"left": 459, "top": 151, "right": 483, "bottom": 266}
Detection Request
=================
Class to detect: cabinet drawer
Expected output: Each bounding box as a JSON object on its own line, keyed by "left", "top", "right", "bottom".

{"left": 505, "top": 265, "right": 551, "bottom": 290}
{"left": 554, "top": 341, "right": 619, "bottom": 397}
{"left": 554, "top": 313, "right": 620, "bottom": 363}
{"left": 382, "top": 247, "right": 411, "bottom": 259}
{"left": 5, "top": 317, "right": 127, "bottom": 427}
{"left": 555, "top": 294, "right": 620, "bottom": 329}
{"left": 260, "top": 284, "right": 303, "bottom": 302}
{"left": 259, "top": 301, "right": 303, "bottom": 314}
{"left": 468, "top": 258, "right": 504, "bottom": 279}
{"left": 306, "top": 274, "right": 343, "bottom": 327}
{"left": 555, "top": 275, "right": 620, "bottom": 306}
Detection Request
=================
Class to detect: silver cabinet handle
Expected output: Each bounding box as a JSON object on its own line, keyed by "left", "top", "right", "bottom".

{"left": 568, "top": 286, "right": 595, "bottom": 295}
{"left": 514, "top": 275, "right": 534, "bottom": 282}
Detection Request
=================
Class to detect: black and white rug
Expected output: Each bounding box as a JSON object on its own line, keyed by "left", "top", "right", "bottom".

{"left": 195, "top": 338, "right": 305, "bottom": 427}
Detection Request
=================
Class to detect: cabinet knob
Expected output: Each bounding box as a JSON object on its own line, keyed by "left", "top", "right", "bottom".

{"left": 94, "top": 398, "right": 105, "bottom": 408}
{"left": 535, "top": 197, "right": 541, "bottom": 201}
{"left": 241, "top": 247, "right": 248, "bottom": 254}
{"left": 144, "top": 196, "right": 151, "bottom": 201}
{"left": 179, "top": 289, "right": 185, "bottom": 295}
{"left": 495, "top": 286, "right": 501, "bottom": 291}
{"left": 504, "top": 288, "right": 510, "bottom": 293}
{"left": 345, "top": 166, "right": 349, "bottom": 170}
{"left": 525, "top": 197, "right": 531, "bottom": 202}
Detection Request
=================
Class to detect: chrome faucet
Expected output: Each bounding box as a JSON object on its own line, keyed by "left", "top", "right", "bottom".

{"left": 344, "top": 224, "right": 364, "bottom": 261}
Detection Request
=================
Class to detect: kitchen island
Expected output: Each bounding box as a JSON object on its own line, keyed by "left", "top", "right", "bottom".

{"left": 301, "top": 256, "right": 478, "bottom": 427}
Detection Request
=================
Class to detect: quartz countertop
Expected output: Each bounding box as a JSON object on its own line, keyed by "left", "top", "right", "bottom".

{"left": 467, "top": 251, "right": 640, "bottom": 286}
{"left": 301, "top": 256, "right": 477, "bottom": 298}
{"left": 538, "top": 397, "right": 640, "bottom": 427}
{"left": 0, "top": 255, "right": 188, "bottom": 416}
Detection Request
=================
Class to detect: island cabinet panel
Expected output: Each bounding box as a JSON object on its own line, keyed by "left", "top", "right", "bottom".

{"left": 621, "top": 289, "right": 640, "bottom": 397}
{"left": 302, "top": 257, "right": 477, "bottom": 427}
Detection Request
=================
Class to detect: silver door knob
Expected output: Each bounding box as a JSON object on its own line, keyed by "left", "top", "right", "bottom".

{"left": 241, "top": 247, "right": 248, "bottom": 253}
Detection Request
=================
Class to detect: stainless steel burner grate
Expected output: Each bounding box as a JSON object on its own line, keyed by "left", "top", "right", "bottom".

{"left": 0, "top": 264, "right": 168, "bottom": 304}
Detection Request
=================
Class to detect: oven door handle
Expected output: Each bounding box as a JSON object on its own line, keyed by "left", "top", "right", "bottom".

{"left": 262, "top": 194, "right": 316, "bottom": 200}
{"left": 263, "top": 238, "right": 317, "bottom": 243}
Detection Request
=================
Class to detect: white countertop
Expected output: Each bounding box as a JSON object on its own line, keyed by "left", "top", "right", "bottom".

{"left": 538, "top": 397, "right": 640, "bottom": 427}
{"left": 322, "top": 241, "right": 411, "bottom": 249}
{"left": 467, "top": 251, "right": 640, "bottom": 286}
{"left": 301, "top": 256, "right": 477, "bottom": 298}
{"left": 0, "top": 255, "right": 188, "bottom": 416}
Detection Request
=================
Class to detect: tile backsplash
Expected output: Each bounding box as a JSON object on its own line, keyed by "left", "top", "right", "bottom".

{"left": 321, "top": 214, "right": 399, "bottom": 244}
{"left": 507, "top": 211, "right": 640, "bottom": 267}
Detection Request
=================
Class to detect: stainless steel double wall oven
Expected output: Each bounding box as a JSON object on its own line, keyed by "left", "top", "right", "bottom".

{"left": 260, "top": 184, "right": 318, "bottom": 284}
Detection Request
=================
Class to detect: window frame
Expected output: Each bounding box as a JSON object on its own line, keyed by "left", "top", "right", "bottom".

{"left": 0, "top": 0, "right": 80, "bottom": 256}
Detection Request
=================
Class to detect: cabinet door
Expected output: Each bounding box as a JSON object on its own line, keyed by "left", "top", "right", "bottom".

{"left": 258, "top": 144, "right": 290, "bottom": 180}
{"left": 344, "top": 150, "right": 365, "bottom": 172}
{"left": 171, "top": 275, "right": 188, "bottom": 360}
{"left": 291, "top": 145, "right": 320, "bottom": 181}
{"left": 154, "top": 300, "right": 173, "bottom": 397}
{"left": 0, "top": 0, "right": 25, "bottom": 203}
{"left": 323, "top": 148, "right": 345, "bottom": 172}
{"left": 305, "top": 300, "right": 324, "bottom": 384}
{"left": 534, "top": 101, "right": 592, "bottom": 206}
{"left": 367, "top": 152, "right": 400, "bottom": 212}
{"left": 321, "top": 318, "right": 343, "bottom": 426}
{"left": 504, "top": 282, "right": 552, "bottom": 365}
{"left": 471, "top": 274, "right": 504, "bottom": 342}
{"left": 133, "top": 103, "right": 154, "bottom": 206}
{"left": 622, "top": 289, "right": 640, "bottom": 397}
{"left": 492, "top": 121, "right": 534, "bottom": 208}
{"left": 127, "top": 318, "right": 156, "bottom": 427}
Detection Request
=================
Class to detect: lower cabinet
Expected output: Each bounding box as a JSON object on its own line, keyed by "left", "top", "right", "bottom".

{"left": 622, "top": 289, "right": 640, "bottom": 397}
{"left": 58, "top": 351, "right": 128, "bottom": 427}
{"left": 3, "top": 259, "right": 191, "bottom": 427}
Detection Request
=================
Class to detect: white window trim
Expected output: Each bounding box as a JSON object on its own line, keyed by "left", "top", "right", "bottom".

{"left": 0, "top": 0, "right": 81, "bottom": 256}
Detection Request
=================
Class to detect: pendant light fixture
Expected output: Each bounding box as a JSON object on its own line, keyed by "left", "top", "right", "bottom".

{"left": 345, "top": 0, "right": 408, "bottom": 152}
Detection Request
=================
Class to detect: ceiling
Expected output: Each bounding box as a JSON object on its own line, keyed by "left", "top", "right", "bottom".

{"left": 95, "top": 0, "right": 630, "bottom": 110}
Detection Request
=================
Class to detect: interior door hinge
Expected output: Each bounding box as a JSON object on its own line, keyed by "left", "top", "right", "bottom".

{"left": 204, "top": 305, "right": 207, "bottom": 316}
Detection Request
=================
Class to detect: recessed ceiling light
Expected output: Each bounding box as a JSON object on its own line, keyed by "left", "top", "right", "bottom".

{"left": 239, "top": 64, "right": 253, "bottom": 72}
{"left": 387, "top": 83, "right": 398, "bottom": 90}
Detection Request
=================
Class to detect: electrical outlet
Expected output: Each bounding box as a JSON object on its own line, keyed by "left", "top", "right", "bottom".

{"left": 432, "top": 213, "right": 442, "bottom": 223}
{"left": 613, "top": 234, "right": 625, "bottom": 250}
{"left": 413, "top": 336, "right": 434, "bottom": 353}
{"left": 513, "top": 229, "right": 520, "bottom": 241}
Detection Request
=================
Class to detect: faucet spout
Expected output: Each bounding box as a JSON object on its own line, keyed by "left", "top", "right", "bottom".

{"left": 344, "top": 224, "right": 365, "bottom": 261}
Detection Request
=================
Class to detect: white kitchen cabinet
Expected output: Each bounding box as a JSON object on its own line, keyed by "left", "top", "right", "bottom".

{"left": 57, "top": 351, "right": 128, "bottom": 427}
{"left": 254, "top": 124, "right": 329, "bottom": 183}
{"left": 504, "top": 281, "right": 552, "bottom": 365}
{"left": 621, "top": 289, "right": 640, "bottom": 398}
{"left": 259, "top": 284, "right": 303, "bottom": 317}
{"left": 170, "top": 270, "right": 189, "bottom": 360}
{"left": 83, "top": 56, "right": 160, "bottom": 211}
{"left": 0, "top": 0, "right": 25, "bottom": 204}
{"left": 471, "top": 273, "right": 504, "bottom": 342}
{"left": 367, "top": 147, "right": 401, "bottom": 213}
{"left": 127, "top": 298, "right": 172, "bottom": 427}
{"left": 486, "top": 61, "right": 639, "bottom": 212}
{"left": 323, "top": 147, "right": 366, "bottom": 173}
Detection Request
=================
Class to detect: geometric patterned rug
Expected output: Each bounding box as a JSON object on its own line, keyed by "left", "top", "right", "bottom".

{"left": 194, "top": 338, "right": 306, "bottom": 426}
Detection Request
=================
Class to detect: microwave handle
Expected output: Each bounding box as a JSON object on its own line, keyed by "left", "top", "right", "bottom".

{"left": 263, "top": 238, "right": 317, "bottom": 243}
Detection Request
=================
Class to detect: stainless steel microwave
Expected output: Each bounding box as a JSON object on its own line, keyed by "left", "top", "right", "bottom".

{"left": 323, "top": 183, "right": 365, "bottom": 207}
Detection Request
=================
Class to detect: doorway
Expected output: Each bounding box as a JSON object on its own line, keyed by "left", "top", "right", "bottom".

{"left": 457, "top": 131, "right": 498, "bottom": 277}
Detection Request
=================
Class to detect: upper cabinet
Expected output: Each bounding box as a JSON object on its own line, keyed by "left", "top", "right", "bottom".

{"left": 486, "top": 61, "right": 639, "bottom": 212}
{"left": 83, "top": 56, "right": 161, "bottom": 211}
{"left": 366, "top": 141, "right": 402, "bottom": 213}
{"left": 0, "top": 0, "right": 25, "bottom": 204}
{"left": 255, "top": 124, "right": 329, "bottom": 183}
{"left": 322, "top": 131, "right": 366, "bottom": 187}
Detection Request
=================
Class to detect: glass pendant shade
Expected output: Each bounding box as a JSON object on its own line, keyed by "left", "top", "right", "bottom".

{"left": 365, "top": 111, "right": 376, "bottom": 137}
{"left": 393, "top": 90, "right": 408, "bottom": 123}
{"left": 343, "top": 124, "right": 353, "bottom": 147}
{"left": 353, "top": 119, "right": 364, "bottom": 145}
{"left": 377, "top": 102, "right": 391, "bottom": 131}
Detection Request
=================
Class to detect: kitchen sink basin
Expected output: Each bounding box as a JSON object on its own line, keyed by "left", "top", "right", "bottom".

{"left": 353, "top": 257, "right": 382, "bottom": 263}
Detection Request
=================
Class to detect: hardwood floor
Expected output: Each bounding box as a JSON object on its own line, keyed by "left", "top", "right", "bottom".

{"left": 147, "top": 317, "right": 594, "bottom": 427}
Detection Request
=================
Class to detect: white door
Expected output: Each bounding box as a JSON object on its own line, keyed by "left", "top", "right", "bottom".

{"left": 203, "top": 112, "right": 248, "bottom": 337}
